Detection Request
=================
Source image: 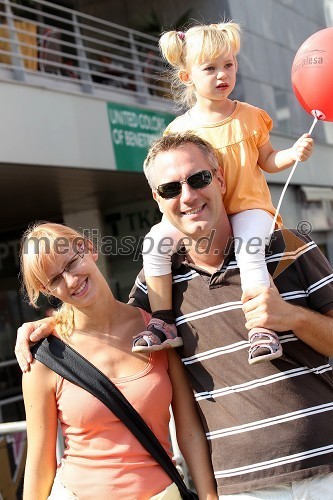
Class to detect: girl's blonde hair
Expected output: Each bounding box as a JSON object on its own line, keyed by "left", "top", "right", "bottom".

{"left": 159, "top": 21, "right": 241, "bottom": 108}
{"left": 20, "top": 221, "right": 86, "bottom": 338}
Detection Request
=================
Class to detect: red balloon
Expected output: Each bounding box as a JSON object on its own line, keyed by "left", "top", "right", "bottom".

{"left": 291, "top": 27, "right": 333, "bottom": 122}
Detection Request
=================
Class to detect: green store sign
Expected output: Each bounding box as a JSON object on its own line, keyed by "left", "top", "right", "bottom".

{"left": 107, "top": 102, "right": 175, "bottom": 172}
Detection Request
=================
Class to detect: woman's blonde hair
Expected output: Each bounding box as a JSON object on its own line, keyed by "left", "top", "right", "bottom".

{"left": 20, "top": 221, "right": 86, "bottom": 338}
{"left": 159, "top": 21, "right": 241, "bottom": 108}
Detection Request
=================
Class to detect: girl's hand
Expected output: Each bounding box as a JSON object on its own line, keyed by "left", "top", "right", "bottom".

{"left": 291, "top": 133, "right": 314, "bottom": 162}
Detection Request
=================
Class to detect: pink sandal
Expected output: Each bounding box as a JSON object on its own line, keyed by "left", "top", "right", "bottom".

{"left": 248, "top": 328, "right": 283, "bottom": 365}
{"left": 132, "top": 318, "right": 183, "bottom": 352}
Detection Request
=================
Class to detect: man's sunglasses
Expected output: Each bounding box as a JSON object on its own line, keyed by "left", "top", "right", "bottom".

{"left": 156, "top": 170, "right": 213, "bottom": 199}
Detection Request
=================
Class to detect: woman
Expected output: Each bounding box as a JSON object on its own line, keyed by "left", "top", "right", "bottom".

{"left": 20, "top": 222, "right": 217, "bottom": 500}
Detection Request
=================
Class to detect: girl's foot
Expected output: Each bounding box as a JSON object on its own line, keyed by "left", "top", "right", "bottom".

{"left": 132, "top": 318, "right": 183, "bottom": 352}
{"left": 248, "top": 328, "right": 283, "bottom": 365}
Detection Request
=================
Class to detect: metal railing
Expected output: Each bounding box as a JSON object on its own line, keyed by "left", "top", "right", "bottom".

{"left": 0, "top": 420, "right": 26, "bottom": 435}
{"left": 0, "top": 420, "right": 64, "bottom": 460}
{"left": 0, "top": 420, "right": 63, "bottom": 498}
{"left": 0, "top": 0, "right": 172, "bottom": 104}
{"left": 0, "top": 358, "right": 18, "bottom": 369}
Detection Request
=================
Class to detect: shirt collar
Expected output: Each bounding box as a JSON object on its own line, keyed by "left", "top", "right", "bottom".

{"left": 171, "top": 242, "right": 235, "bottom": 272}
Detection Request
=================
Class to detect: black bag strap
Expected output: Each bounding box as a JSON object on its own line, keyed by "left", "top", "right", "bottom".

{"left": 31, "top": 336, "right": 198, "bottom": 500}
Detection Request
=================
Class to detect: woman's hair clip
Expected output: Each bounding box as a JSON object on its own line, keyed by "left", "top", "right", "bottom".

{"left": 177, "top": 31, "right": 185, "bottom": 41}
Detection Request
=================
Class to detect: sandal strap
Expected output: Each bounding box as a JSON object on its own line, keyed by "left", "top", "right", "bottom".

{"left": 249, "top": 342, "right": 278, "bottom": 356}
{"left": 250, "top": 335, "right": 278, "bottom": 346}
{"left": 133, "top": 332, "right": 161, "bottom": 348}
{"left": 147, "top": 318, "right": 178, "bottom": 340}
{"left": 248, "top": 329, "right": 280, "bottom": 343}
{"left": 248, "top": 329, "right": 281, "bottom": 356}
{"left": 132, "top": 319, "right": 178, "bottom": 349}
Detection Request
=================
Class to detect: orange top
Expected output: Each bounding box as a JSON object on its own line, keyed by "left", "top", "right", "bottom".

{"left": 165, "top": 101, "right": 282, "bottom": 225}
{"left": 56, "top": 350, "right": 173, "bottom": 499}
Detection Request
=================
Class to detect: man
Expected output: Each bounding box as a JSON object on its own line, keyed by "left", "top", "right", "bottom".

{"left": 16, "top": 133, "right": 333, "bottom": 498}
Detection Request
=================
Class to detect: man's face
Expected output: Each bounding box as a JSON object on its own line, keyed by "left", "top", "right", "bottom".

{"left": 152, "top": 143, "right": 225, "bottom": 240}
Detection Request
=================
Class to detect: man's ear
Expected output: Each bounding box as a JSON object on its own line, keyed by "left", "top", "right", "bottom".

{"left": 216, "top": 170, "right": 226, "bottom": 196}
{"left": 178, "top": 69, "right": 193, "bottom": 86}
{"left": 152, "top": 190, "right": 164, "bottom": 214}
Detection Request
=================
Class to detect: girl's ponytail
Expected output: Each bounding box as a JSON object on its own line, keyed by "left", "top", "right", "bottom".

{"left": 159, "top": 30, "right": 185, "bottom": 67}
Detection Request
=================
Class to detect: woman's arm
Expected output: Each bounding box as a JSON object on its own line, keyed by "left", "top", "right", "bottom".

{"left": 22, "top": 360, "right": 58, "bottom": 500}
{"left": 168, "top": 350, "right": 217, "bottom": 499}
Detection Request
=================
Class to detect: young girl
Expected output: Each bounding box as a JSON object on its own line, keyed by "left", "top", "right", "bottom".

{"left": 20, "top": 222, "right": 217, "bottom": 499}
{"left": 132, "top": 21, "right": 314, "bottom": 365}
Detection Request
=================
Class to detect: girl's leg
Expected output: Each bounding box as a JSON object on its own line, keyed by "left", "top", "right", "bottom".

{"left": 230, "top": 210, "right": 271, "bottom": 290}
{"left": 230, "top": 209, "right": 283, "bottom": 364}
{"left": 132, "top": 217, "right": 184, "bottom": 352}
{"left": 147, "top": 274, "right": 173, "bottom": 313}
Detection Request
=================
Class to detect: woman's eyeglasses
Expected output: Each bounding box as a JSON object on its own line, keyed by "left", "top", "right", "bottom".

{"left": 45, "top": 251, "right": 84, "bottom": 291}
{"left": 156, "top": 170, "right": 213, "bottom": 199}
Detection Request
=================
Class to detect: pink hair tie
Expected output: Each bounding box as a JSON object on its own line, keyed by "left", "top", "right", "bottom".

{"left": 177, "top": 31, "right": 185, "bottom": 41}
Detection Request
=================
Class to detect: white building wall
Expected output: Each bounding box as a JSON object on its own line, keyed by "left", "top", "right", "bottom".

{"left": 1, "top": 80, "right": 332, "bottom": 186}
{"left": 0, "top": 82, "right": 115, "bottom": 169}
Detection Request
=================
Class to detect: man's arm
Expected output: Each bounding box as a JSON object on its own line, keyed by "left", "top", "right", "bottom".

{"left": 242, "top": 285, "right": 333, "bottom": 357}
{"left": 17, "top": 300, "right": 149, "bottom": 372}
{"left": 15, "top": 317, "right": 55, "bottom": 372}
{"left": 15, "top": 270, "right": 149, "bottom": 372}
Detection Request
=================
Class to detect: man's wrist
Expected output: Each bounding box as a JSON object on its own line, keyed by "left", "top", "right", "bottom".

{"left": 289, "top": 304, "right": 308, "bottom": 334}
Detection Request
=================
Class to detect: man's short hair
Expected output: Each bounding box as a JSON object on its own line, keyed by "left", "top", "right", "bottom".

{"left": 143, "top": 132, "right": 220, "bottom": 189}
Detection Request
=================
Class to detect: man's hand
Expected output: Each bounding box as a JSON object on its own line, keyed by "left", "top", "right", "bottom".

{"left": 242, "top": 282, "right": 333, "bottom": 357}
{"left": 241, "top": 284, "right": 296, "bottom": 332}
{"left": 15, "top": 317, "right": 55, "bottom": 372}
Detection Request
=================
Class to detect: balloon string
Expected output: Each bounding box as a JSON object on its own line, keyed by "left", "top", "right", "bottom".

{"left": 269, "top": 115, "right": 318, "bottom": 236}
